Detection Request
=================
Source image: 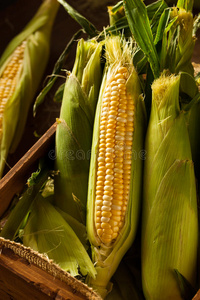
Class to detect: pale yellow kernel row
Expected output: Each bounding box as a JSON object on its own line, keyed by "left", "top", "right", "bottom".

{"left": 95, "top": 66, "right": 135, "bottom": 244}
{"left": 0, "top": 41, "right": 26, "bottom": 139}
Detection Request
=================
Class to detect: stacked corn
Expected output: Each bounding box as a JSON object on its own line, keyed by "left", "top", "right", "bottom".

{"left": 1, "top": 0, "right": 200, "bottom": 299}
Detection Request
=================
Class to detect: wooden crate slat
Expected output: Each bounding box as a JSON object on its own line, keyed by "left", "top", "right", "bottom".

{"left": 0, "top": 246, "right": 92, "bottom": 300}
{"left": 0, "top": 122, "right": 57, "bottom": 217}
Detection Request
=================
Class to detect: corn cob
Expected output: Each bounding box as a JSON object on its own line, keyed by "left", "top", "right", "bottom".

{"left": 0, "top": 0, "right": 59, "bottom": 177}
{"left": 54, "top": 38, "right": 102, "bottom": 223}
{"left": 86, "top": 35, "right": 146, "bottom": 298}
{"left": 0, "top": 41, "right": 26, "bottom": 138}
{"left": 141, "top": 73, "right": 198, "bottom": 300}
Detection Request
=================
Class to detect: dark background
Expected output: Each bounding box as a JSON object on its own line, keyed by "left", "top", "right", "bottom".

{"left": 0, "top": 0, "right": 199, "bottom": 175}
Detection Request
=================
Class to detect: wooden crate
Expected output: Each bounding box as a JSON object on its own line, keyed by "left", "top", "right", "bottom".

{"left": 0, "top": 238, "right": 99, "bottom": 300}
{"left": 0, "top": 122, "right": 101, "bottom": 300}
{"left": 0, "top": 123, "right": 57, "bottom": 218}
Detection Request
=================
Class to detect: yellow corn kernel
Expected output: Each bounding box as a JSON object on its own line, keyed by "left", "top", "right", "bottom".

{"left": 94, "top": 66, "right": 135, "bottom": 244}
{"left": 0, "top": 41, "right": 26, "bottom": 137}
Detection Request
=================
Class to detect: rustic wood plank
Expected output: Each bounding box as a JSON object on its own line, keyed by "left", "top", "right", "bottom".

{"left": 0, "top": 122, "right": 57, "bottom": 218}
{"left": 193, "top": 290, "right": 200, "bottom": 300}
{"left": 0, "top": 247, "right": 88, "bottom": 300}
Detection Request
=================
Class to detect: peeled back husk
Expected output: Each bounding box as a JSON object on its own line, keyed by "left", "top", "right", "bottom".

{"left": 23, "top": 195, "right": 97, "bottom": 279}
{"left": 86, "top": 36, "right": 146, "bottom": 298}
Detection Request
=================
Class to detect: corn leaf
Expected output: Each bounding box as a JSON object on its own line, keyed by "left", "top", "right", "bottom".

{"left": 103, "top": 0, "right": 167, "bottom": 40}
{"left": 133, "top": 3, "right": 170, "bottom": 74}
{"left": 108, "top": 1, "right": 125, "bottom": 27}
{"left": 132, "top": 4, "right": 170, "bottom": 74}
{"left": 53, "top": 82, "right": 65, "bottom": 102}
{"left": 177, "top": 0, "right": 194, "bottom": 11}
{"left": 154, "top": 8, "right": 171, "bottom": 45}
{"left": 149, "top": 0, "right": 169, "bottom": 38}
{"left": 57, "top": 0, "right": 98, "bottom": 38}
{"left": 109, "top": 1, "right": 123, "bottom": 14}
{"left": 33, "top": 29, "right": 82, "bottom": 115}
{"left": 123, "top": 0, "right": 160, "bottom": 78}
{"left": 147, "top": 0, "right": 168, "bottom": 20}
{"left": 159, "top": 14, "right": 178, "bottom": 71}
{"left": 103, "top": 16, "right": 131, "bottom": 37}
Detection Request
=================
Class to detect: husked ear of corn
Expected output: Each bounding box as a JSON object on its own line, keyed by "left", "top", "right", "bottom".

{"left": 54, "top": 38, "right": 102, "bottom": 223}
{"left": 86, "top": 35, "right": 146, "bottom": 298}
{"left": 141, "top": 73, "right": 198, "bottom": 300}
{"left": 0, "top": 0, "right": 59, "bottom": 178}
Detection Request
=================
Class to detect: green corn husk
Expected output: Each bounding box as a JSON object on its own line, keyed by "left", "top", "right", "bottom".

{"left": 22, "top": 195, "right": 96, "bottom": 279}
{"left": 160, "top": 4, "right": 196, "bottom": 75}
{"left": 123, "top": 0, "right": 160, "bottom": 79}
{"left": 86, "top": 36, "right": 146, "bottom": 298}
{"left": 105, "top": 260, "right": 143, "bottom": 300}
{"left": 33, "top": 29, "right": 83, "bottom": 114}
{"left": 0, "top": 159, "right": 51, "bottom": 240}
{"left": 0, "top": 0, "right": 59, "bottom": 178}
{"left": 54, "top": 38, "right": 103, "bottom": 223}
{"left": 57, "top": 0, "right": 98, "bottom": 38}
{"left": 108, "top": 2, "right": 125, "bottom": 27}
{"left": 179, "top": 72, "right": 200, "bottom": 183}
{"left": 141, "top": 72, "right": 198, "bottom": 300}
{"left": 1, "top": 159, "right": 97, "bottom": 279}
{"left": 165, "top": 0, "right": 200, "bottom": 10}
